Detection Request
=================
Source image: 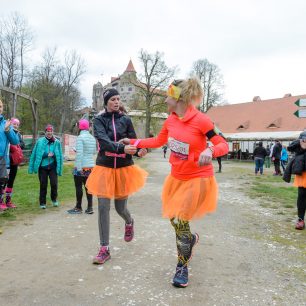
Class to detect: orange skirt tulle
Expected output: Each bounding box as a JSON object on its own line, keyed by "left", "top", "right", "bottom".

{"left": 293, "top": 172, "right": 306, "bottom": 187}
{"left": 162, "top": 175, "right": 218, "bottom": 221}
{"left": 86, "top": 165, "right": 148, "bottom": 199}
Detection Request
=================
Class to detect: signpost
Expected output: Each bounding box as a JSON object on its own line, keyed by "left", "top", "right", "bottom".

{"left": 295, "top": 98, "right": 306, "bottom": 107}
{"left": 294, "top": 99, "right": 306, "bottom": 118}
{"left": 294, "top": 109, "right": 306, "bottom": 118}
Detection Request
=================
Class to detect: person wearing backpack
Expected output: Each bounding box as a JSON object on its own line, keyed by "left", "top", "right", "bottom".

{"left": 4, "top": 118, "right": 25, "bottom": 208}
{"left": 0, "top": 99, "right": 19, "bottom": 211}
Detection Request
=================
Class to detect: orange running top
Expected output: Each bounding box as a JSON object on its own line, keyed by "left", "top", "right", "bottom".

{"left": 131, "top": 105, "right": 229, "bottom": 180}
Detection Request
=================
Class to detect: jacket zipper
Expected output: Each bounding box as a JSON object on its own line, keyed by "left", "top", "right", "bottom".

{"left": 112, "top": 113, "right": 117, "bottom": 169}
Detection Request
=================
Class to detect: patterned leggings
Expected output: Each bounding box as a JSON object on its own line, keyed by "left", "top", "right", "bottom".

{"left": 170, "top": 218, "right": 193, "bottom": 265}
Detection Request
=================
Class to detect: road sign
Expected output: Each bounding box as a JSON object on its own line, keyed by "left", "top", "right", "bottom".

{"left": 295, "top": 98, "right": 306, "bottom": 107}
{"left": 294, "top": 109, "right": 306, "bottom": 118}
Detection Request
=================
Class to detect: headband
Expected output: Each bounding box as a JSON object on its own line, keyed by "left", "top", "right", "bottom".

{"left": 167, "top": 84, "right": 182, "bottom": 101}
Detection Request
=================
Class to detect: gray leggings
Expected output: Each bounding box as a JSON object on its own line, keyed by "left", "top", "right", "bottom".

{"left": 98, "top": 197, "right": 132, "bottom": 246}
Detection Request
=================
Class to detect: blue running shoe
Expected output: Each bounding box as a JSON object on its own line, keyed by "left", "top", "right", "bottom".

{"left": 67, "top": 207, "right": 82, "bottom": 214}
{"left": 40, "top": 204, "right": 46, "bottom": 209}
{"left": 52, "top": 201, "right": 59, "bottom": 207}
{"left": 172, "top": 263, "right": 188, "bottom": 288}
{"left": 189, "top": 233, "right": 199, "bottom": 262}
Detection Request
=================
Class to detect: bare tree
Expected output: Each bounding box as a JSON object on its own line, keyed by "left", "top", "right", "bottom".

{"left": 58, "top": 50, "right": 86, "bottom": 134}
{"left": 23, "top": 48, "right": 85, "bottom": 133}
{"left": 133, "top": 49, "right": 176, "bottom": 137}
{"left": 0, "top": 12, "right": 33, "bottom": 89}
{"left": 191, "top": 59, "right": 224, "bottom": 112}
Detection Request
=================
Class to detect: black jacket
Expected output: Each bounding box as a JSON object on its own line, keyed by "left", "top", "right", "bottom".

{"left": 283, "top": 140, "right": 306, "bottom": 182}
{"left": 94, "top": 111, "right": 137, "bottom": 168}
{"left": 272, "top": 142, "right": 282, "bottom": 159}
{"left": 253, "top": 146, "right": 267, "bottom": 159}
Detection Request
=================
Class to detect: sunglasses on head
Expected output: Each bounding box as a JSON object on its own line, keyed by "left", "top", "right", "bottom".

{"left": 172, "top": 79, "right": 183, "bottom": 86}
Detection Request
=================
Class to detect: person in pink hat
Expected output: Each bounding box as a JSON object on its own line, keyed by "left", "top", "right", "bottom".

{"left": 67, "top": 119, "right": 97, "bottom": 214}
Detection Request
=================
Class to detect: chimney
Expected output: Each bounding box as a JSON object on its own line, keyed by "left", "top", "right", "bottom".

{"left": 283, "top": 93, "right": 292, "bottom": 98}
{"left": 253, "top": 96, "right": 261, "bottom": 102}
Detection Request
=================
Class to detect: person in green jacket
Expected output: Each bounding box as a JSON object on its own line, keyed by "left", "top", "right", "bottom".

{"left": 28, "top": 124, "right": 63, "bottom": 209}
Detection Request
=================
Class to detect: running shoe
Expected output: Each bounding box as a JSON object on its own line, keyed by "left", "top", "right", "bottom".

{"left": 295, "top": 218, "right": 305, "bottom": 230}
{"left": 93, "top": 246, "right": 111, "bottom": 264}
{"left": 172, "top": 263, "right": 188, "bottom": 288}
{"left": 124, "top": 219, "right": 134, "bottom": 242}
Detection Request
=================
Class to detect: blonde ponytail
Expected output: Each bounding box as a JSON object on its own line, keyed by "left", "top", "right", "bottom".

{"left": 177, "top": 77, "right": 203, "bottom": 104}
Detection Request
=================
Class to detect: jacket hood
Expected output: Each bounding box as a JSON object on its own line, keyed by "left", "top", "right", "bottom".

{"left": 172, "top": 105, "right": 199, "bottom": 123}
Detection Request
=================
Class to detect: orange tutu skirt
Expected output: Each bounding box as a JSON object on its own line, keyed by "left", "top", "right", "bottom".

{"left": 86, "top": 165, "right": 148, "bottom": 199}
{"left": 162, "top": 175, "right": 218, "bottom": 221}
{"left": 293, "top": 172, "right": 306, "bottom": 187}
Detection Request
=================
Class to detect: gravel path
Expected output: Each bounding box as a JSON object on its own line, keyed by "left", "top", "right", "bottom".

{"left": 0, "top": 151, "right": 305, "bottom": 306}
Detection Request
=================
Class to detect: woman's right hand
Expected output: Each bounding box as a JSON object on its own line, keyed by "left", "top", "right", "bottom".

{"left": 124, "top": 145, "right": 137, "bottom": 155}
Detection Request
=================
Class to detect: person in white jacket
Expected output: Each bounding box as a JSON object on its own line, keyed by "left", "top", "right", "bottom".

{"left": 67, "top": 119, "right": 97, "bottom": 214}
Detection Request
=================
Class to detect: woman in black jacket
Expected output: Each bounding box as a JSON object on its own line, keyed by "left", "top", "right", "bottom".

{"left": 86, "top": 88, "right": 148, "bottom": 264}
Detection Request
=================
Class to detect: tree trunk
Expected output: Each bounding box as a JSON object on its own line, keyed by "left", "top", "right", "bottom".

{"left": 145, "top": 94, "right": 153, "bottom": 137}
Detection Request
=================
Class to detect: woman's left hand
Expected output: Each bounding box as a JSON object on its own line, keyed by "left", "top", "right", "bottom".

{"left": 138, "top": 149, "right": 147, "bottom": 157}
{"left": 198, "top": 148, "right": 213, "bottom": 166}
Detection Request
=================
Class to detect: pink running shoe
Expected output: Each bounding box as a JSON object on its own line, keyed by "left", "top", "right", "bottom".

{"left": 0, "top": 203, "right": 8, "bottom": 211}
{"left": 124, "top": 219, "right": 134, "bottom": 242}
{"left": 6, "top": 201, "right": 16, "bottom": 208}
{"left": 295, "top": 219, "right": 305, "bottom": 230}
{"left": 92, "top": 246, "right": 111, "bottom": 264}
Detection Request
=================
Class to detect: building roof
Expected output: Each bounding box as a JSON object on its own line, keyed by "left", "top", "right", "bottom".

{"left": 224, "top": 131, "right": 302, "bottom": 141}
{"left": 207, "top": 94, "right": 306, "bottom": 133}
{"left": 125, "top": 59, "right": 136, "bottom": 73}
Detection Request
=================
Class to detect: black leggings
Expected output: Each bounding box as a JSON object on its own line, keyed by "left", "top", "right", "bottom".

{"left": 7, "top": 164, "right": 18, "bottom": 188}
{"left": 38, "top": 167, "right": 58, "bottom": 204}
{"left": 297, "top": 187, "right": 306, "bottom": 220}
{"left": 74, "top": 175, "right": 92, "bottom": 209}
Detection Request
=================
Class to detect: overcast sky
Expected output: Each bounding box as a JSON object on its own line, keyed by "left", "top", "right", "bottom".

{"left": 1, "top": 0, "right": 306, "bottom": 106}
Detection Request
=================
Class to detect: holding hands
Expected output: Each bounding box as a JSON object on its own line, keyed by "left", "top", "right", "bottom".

{"left": 119, "top": 138, "right": 147, "bottom": 157}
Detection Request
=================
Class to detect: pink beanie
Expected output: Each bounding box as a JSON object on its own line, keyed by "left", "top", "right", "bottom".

{"left": 79, "top": 119, "right": 89, "bottom": 130}
{"left": 11, "top": 118, "right": 20, "bottom": 125}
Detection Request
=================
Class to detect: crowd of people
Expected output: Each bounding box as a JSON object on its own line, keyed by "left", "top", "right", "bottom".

{"left": 252, "top": 140, "right": 288, "bottom": 176}
{"left": 0, "top": 76, "right": 305, "bottom": 289}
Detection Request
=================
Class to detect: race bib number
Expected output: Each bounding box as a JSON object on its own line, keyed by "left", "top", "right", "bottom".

{"left": 168, "top": 137, "right": 190, "bottom": 160}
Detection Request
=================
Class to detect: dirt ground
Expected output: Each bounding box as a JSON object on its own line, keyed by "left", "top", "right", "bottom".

{"left": 0, "top": 150, "right": 305, "bottom": 306}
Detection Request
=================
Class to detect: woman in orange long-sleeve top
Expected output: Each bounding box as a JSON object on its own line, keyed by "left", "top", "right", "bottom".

{"left": 122, "top": 78, "right": 228, "bottom": 288}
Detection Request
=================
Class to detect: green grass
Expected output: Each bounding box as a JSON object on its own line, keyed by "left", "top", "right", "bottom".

{"left": 248, "top": 179, "right": 297, "bottom": 207}
{"left": 0, "top": 163, "right": 75, "bottom": 227}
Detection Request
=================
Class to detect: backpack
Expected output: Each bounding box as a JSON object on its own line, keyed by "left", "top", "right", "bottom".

{"left": 10, "top": 144, "right": 24, "bottom": 165}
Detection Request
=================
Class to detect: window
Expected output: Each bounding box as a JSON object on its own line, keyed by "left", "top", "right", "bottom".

{"left": 128, "top": 87, "right": 133, "bottom": 92}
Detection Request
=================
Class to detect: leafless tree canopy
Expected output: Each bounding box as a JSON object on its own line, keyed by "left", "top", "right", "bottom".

{"left": 0, "top": 12, "right": 33, "bottom": 89}
{"left": 191, "top": 59, "right": 224, "bottom": 112}
{"left": 135, "top": 49, "right": 176, "bottom": 137}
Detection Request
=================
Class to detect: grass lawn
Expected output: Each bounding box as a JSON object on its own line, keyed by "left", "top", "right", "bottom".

{"left": 0, "top": 163, "right": 75, "bottom": 228}
{"left": 248, "top": 174, "right": 298, "bottom": 213}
